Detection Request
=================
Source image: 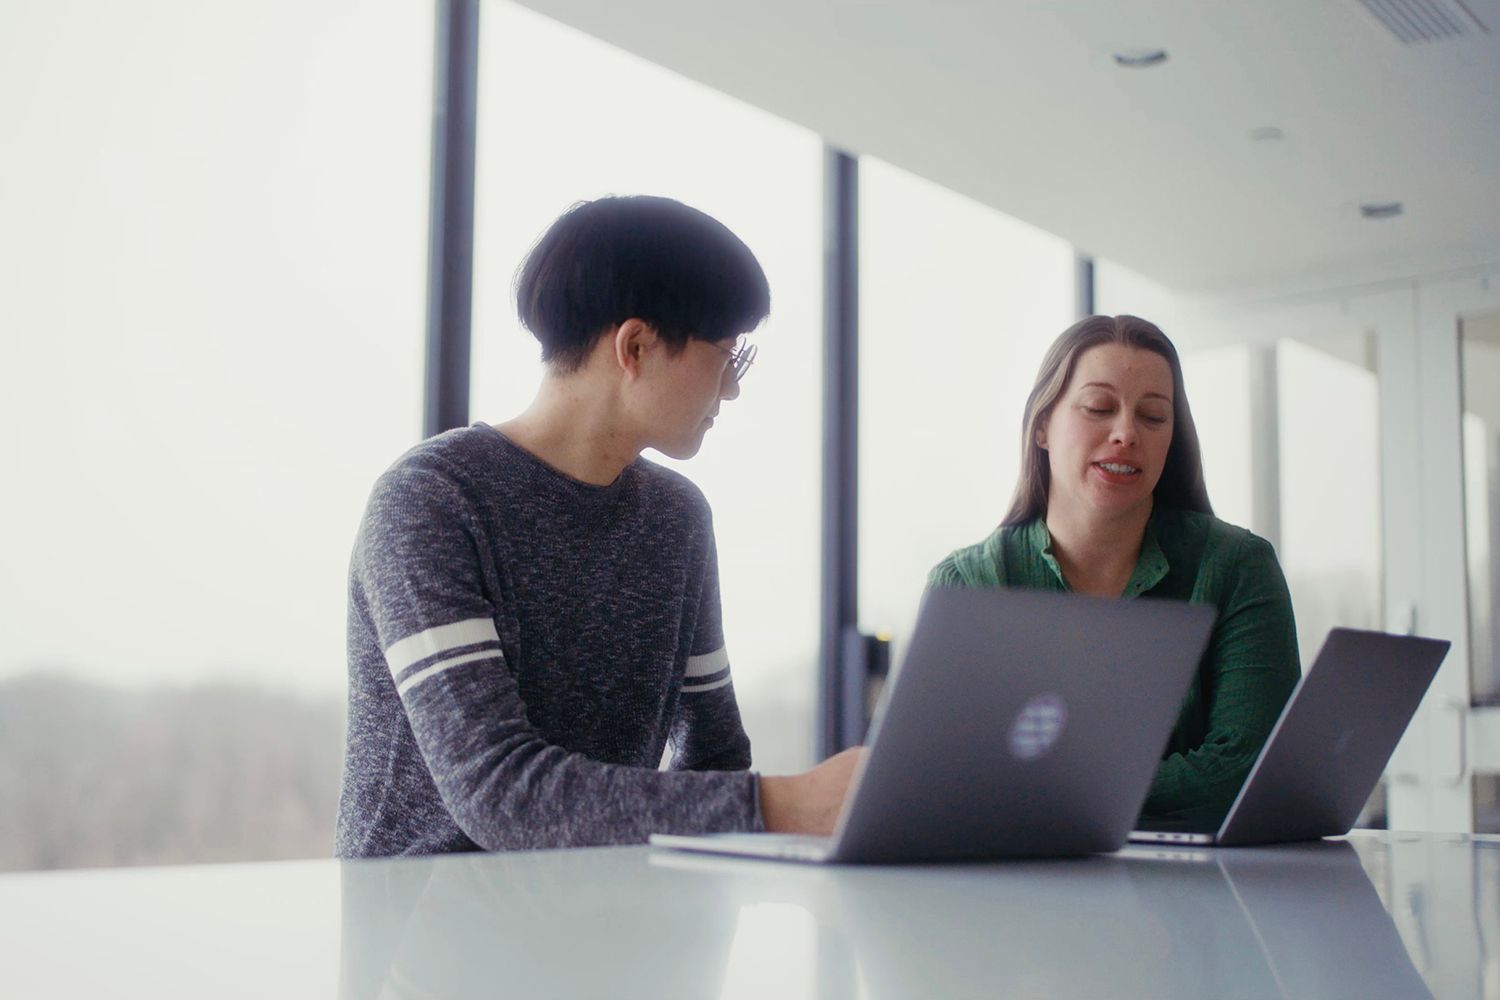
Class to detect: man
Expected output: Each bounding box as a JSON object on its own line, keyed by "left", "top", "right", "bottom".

{"left": 337, "top": 195, "right": 859, "bottom": 857}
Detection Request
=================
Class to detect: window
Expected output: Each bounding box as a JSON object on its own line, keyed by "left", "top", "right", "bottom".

{"left": 857, "top": 157, "right": 1074, "bottom": 657}
{"left": 469, "top": 2, "right": 823, "bottom": 773}
{"left": 0, "top": 0, "right": 432, "bottom": 869}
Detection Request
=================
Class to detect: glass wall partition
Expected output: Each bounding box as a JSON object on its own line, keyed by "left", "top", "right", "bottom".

{"left": 1278, "top": 332, "right": 1386, "bottom": 822}
{"left": 1462, "top": 312, "right": 1500, "bottom": 709}
{"left": 1277, "top": 335, "right": 1383, "bottom": 662}
{"left": 470, "top": 2, "right": 823, "bottom": 773}
{"left": 1460, "top": 310, "right": 1500, "bottom": 832}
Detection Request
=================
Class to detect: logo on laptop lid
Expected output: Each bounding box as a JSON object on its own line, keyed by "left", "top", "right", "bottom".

{"left": 1009, "top": 693, "right": 1067, "bottom": 760}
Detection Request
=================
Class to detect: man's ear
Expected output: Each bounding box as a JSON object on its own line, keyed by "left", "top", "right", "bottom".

{"left": 613, "top": 319, "right": 658, "bottom": 378}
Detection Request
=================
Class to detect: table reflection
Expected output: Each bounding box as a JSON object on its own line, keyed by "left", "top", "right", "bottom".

{"left": 338, "top": 848, "right": 746, "bottom": 1000}
{"left": 333, "top": 835, "right": 1498, "bottom": 1000}
{"left": 1360, "top": 834, "right": 1500, "bottom": 1000}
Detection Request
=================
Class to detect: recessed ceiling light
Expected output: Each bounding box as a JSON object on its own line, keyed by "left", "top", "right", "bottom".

{"left": 1113, "top": 49, "right": 1168, "bottom": 68}
{"left": 1249, "top": 126, "right": 1284, "bottom": 142}
{"left": 1360, "top": 202, "right": 1404, "bottom": 220}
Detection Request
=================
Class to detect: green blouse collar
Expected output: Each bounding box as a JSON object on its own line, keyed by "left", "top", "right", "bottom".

{"left": 1025, "top": 510, "right": 1170, "bottom": 599}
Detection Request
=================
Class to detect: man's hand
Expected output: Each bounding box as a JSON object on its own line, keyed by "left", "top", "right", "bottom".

{"left": 758, "top": 746, "right": 868, "bottom": 835}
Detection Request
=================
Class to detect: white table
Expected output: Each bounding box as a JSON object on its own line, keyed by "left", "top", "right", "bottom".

{"left": 2, "top": 831, "right": 1495, "bottom": 999}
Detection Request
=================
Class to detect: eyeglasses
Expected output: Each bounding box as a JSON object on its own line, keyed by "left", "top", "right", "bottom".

{"left": 709, "top": 336, "right": 758, "bottom": 383}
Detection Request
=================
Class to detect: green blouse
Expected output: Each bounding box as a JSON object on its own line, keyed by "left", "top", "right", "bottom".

{"left": 928, "top": 507, "right": 1300, "bottom": 825}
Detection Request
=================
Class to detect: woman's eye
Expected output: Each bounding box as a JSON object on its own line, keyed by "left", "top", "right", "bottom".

{"left": 1083, "top": 405, "right": 1111, "bottom": 416}
{"left": 1141, "top": 413, "right": 1170, "bottom": 425}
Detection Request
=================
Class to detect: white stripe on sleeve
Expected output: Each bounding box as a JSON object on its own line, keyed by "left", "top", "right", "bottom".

{"left": 384, "top": 617, "right": 499, "bottom": 677}
{"left": 684, "top": 647, "right": 729, "bottom": 678}
{"left": 396, "top": 649, "right": 504, "bottom": 697}
{"left": 681, "top": 674, "right": 733, "bottom": 694}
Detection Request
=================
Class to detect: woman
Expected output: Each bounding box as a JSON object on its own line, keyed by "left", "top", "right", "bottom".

{"left": 929, "top": 314, "right": 1299, "bottom": 825}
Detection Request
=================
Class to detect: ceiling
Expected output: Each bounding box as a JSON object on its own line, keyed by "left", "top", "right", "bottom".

{"left": 514, "top": 0, "right": 1500, "bottom": 299}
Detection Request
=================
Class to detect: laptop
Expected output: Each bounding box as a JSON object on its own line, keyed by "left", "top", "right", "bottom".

{"left": 651, "top": 586, "right": 1215, "bottom": 863}
{"left": 1130, "top": 627, "right": 1450, "bottom": 847}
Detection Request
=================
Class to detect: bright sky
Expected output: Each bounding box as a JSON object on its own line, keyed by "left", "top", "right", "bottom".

{"left": 1, "top": 0, "right": 431, "bottom": 696}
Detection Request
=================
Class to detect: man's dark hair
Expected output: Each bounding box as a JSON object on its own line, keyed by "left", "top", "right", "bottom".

{"left": 515, "top": 195, "right": 772, "bottom": 372}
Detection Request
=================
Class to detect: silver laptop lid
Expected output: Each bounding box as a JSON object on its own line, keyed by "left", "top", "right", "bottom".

{"left": 829, "top": 587, "right": 1216, "bottom": 862}
{"left": 1216, "top": 628, "right": 1449, "bottom": 846}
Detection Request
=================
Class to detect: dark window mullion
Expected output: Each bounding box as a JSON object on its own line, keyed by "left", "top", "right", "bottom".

{"left": 1075, "top": 252, "right": 1096, "bottom": 320}
{"left": 820, "top": 147, "right": 860, "bottom": 757}
{"left": 423, "top": 0, "right": 480, "bottom": 438}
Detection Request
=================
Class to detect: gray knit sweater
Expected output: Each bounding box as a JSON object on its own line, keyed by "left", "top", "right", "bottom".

{"left": 335, "top": 423, "right": 762, "bottom": 858}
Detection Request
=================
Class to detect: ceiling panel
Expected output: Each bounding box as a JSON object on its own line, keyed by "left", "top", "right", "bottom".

{"left": 513, "top": 0, "right": 1500, "bottom": 295}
